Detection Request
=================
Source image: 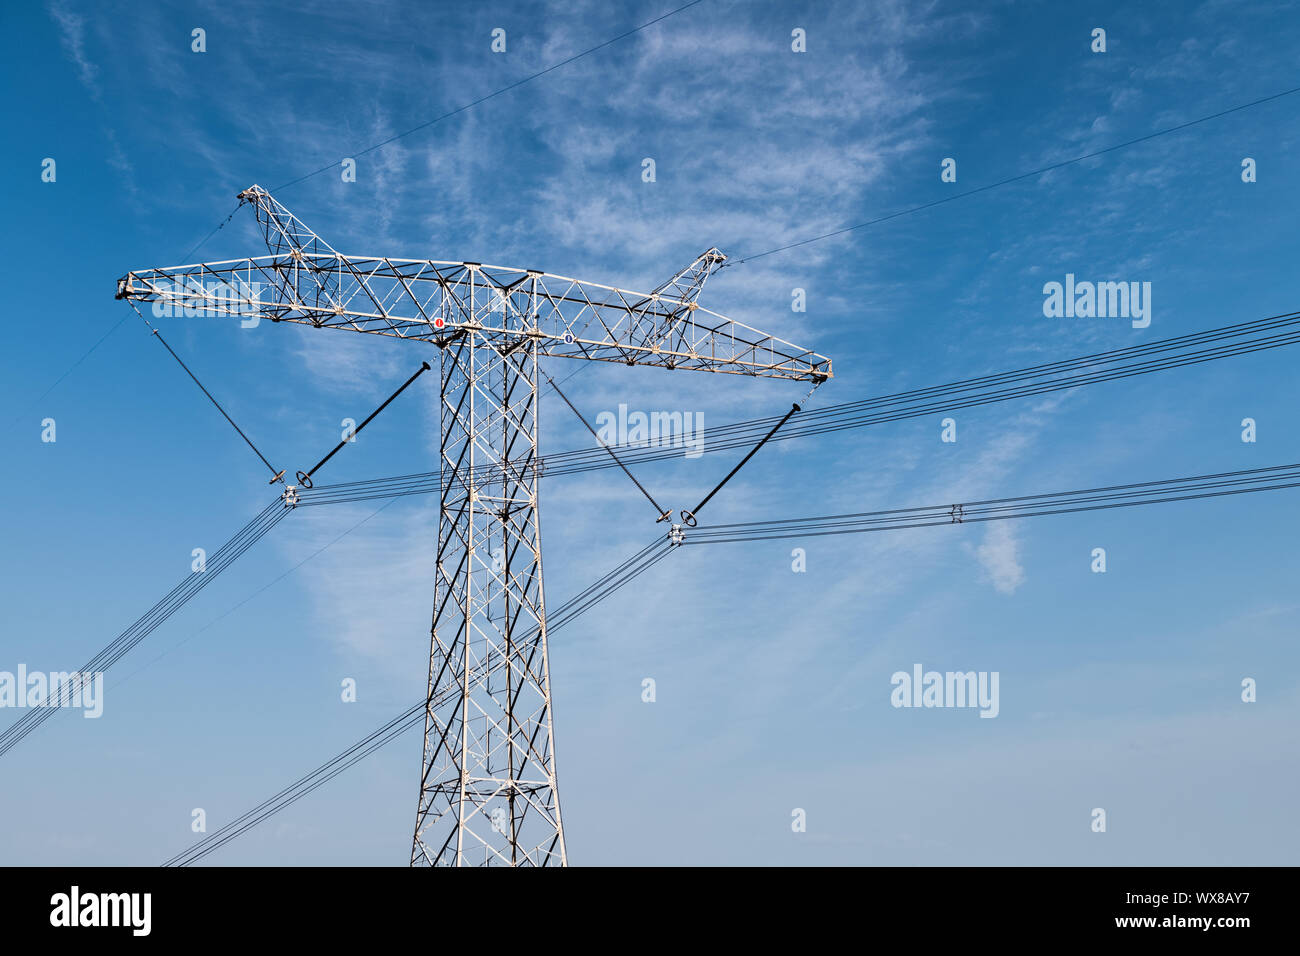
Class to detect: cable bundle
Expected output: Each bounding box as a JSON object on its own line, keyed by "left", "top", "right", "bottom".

{"left": 296, "top": 310, "right": 1300, "bottom": 505}
{"left": 0, "top": 498, "right": 290, "bottom": 758}
{"left": 162, "top": 535, "right": 673, "bottom": 866}
{"left": 685, "top": 462, "right": 1300, "bottom": 544}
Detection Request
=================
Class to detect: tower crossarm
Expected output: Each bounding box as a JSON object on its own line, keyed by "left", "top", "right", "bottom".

{"left": 114, "top": 188, "right": 832, "bottom": 383}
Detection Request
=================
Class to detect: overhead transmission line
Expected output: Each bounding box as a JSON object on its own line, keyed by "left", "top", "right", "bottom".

{"left": 722, "top": 83, "right": 1300, "bottom": 267}
{"left": 107, "top": 495, "right": 404, "bottom": 694}
{"left": 161, "top": 535, "right": 675, "bottom": 866}
{"left": 0, "top": 498, "right": 290, "bottom": 759}
{"left": 14, "top": 307, "right": 1295, "bottom": 757}
{"left": 683, "top": 462, "right": 1300, "bottom": 544}
{"left": 294, "top": 308, "right": 1300, "bottom": 507}
{"left": 162, "top": 457, "right": 1300, "bottom": 863}
{"left": 0, "top": 361, "right": 431, "bottom": 761}
{"left": 272, "top": 1, "right": 707, "bottom": 193}
{"left": 11, "top": 308, "right": 1294, "bottom": 760}
{"left": 6, "top": 313, "right": 132, "bottom": 431}
{"left": 179, "top": 0, "right": 709, "bottom": 263}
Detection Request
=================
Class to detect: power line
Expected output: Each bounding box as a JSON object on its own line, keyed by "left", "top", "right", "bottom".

{"left": 162, "top": 535, "right": 674, "bottom": 866}
{"left": 19, "top": 198, "right": 237, "bottom": 427}
{"left": 0, "top": 497, "right": 291, "bottom": 759}
{"left": 177, "top": 0, "right": 709, "bottom": 265}
{"left": 291, "top": 308, "right": 1300, "bottom": 507}
{"left": 177, "top": 204, "right": 241, "bottom": 268}
{"left": 684, "top": 462, "right": 1300, "bottom": 543}
{"left": 723, "top": 83, "right": 1300, "bottom": 266}
{"left": 159, "top": 456, "right": 1300, "bottom": 863}
{"left": 7, "top": 313, "right": 131, "bottom": 432}
{"left": 108, "top": 496, "right": 404, "bottom": 693}
{"left": 163, "top": 699, "right": 429, "bottom": 867}
{"left": 271, "top": 1, "right": 708, "bottom": 194}
{"left": 4, "top": 400, "right": 442, "bottom": 756}
{"left": 4, "top": 358, "right": 437, "bottom": 758}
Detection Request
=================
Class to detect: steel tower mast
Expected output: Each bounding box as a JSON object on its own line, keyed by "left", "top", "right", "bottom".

{"left": 116, "top": 187, "right": 831, "bottom": 865}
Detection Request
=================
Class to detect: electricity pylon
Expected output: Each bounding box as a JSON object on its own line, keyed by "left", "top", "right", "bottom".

{"left": 116, "top": 187, "right": 832, "bottom": 866}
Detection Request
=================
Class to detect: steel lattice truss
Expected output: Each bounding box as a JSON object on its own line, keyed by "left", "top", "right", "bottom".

{"left": 115, "top": 187, "right": 831, "bottom": 866}
{"left": 116, "top": 186, "right": 832, "bottom": 382}
{"left": 414, "top": 328, "right": 564, "bottom": 865}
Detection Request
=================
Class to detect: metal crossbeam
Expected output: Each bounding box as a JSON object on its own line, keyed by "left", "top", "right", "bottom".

{"left": 116, "top": 188, "right": 831, "bottom": 383}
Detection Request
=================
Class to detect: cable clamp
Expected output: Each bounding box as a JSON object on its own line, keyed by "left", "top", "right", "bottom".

{"left": 668, "top": 524, "right": 685, "bottom": 546}
{"left": 283, "top": 485, "right": 300, "bottom": 508}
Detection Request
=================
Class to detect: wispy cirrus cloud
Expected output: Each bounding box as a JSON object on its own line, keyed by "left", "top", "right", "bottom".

{"left": 47, "top": 0, "right": 136, "bottom": 185}
{"left": 48, "top": 0, "right": 98, "bottom": 92}
{"left": 973, "top": 521, "right": 1026, "bottom": 595}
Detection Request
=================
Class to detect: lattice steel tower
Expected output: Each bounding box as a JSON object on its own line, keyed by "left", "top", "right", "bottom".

{"left": 116, "top": 188, "right": 831, "bottom": 865}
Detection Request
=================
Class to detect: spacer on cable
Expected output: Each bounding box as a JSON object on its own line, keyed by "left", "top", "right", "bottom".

{"left": 680, "top": 510, "right": 698, "bottom": 528}
{"left": 296, "top": 470, "right": 314, "bottom": 489}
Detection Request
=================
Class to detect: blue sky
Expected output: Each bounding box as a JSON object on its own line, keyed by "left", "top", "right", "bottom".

{"left": 2, "top": 0, "right": 1299, "bottom": 865}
